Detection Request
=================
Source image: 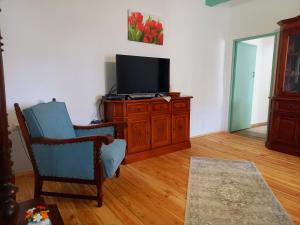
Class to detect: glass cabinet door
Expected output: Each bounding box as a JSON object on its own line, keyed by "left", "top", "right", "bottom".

{"left": 284, "top": 35, "right": 300, "bottom": 93}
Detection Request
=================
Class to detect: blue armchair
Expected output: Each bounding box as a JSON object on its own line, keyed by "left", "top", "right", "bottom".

{"left": 14, "top": 99, "right": 126, "bottom": 207}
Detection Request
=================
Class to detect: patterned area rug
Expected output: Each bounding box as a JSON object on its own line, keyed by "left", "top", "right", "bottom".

{"left": 185, "top": 157, "right": 294, "bottom": 225}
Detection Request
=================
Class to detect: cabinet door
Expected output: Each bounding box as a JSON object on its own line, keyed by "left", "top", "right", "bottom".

{"left": 151, "top": 114, "right": 171, "bottom": 148}
{"left": 172, "top": 113, "right": 190, "bottom": 144}
{"left": 127, "top": 117, "right": 151, "bottom": 153}
{"left": 271, "top": 113, "right": 300, "bottom": 147}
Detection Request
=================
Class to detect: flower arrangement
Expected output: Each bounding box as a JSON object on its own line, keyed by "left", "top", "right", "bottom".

{"left": 128, "top": 11, "right": 164, "bottom": 45}
{"left": 25, "top": 205, "right": 51, "bottom": 225}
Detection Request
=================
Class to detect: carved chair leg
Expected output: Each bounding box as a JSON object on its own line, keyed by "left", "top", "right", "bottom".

{"left": 116, "top": 167, "right": 120, "bottom": 178}
{"left": 34, "top": 178, "right": 42, "bottom": 199}
{"left": 96, "top": 182, "right": 103, "bottom": 207}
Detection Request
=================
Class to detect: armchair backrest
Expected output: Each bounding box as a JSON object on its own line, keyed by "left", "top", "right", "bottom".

{"left": 22, "top": 101, "right": 76, "bottom": 139}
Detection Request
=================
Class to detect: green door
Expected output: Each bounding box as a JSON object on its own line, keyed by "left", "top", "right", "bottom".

{"left": 229, "top": 42, "right": 257, "bottom": 132}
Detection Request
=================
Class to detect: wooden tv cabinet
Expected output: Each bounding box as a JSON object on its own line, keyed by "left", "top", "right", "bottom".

{"left": 103, "top": 96, "right": 192, "bottom": 163}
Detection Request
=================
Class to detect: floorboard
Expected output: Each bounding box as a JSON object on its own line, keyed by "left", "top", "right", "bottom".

{"left": 16, "top": 133, "right": 300, "bottom": 225}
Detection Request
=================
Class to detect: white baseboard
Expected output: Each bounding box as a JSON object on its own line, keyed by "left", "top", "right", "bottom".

{"left": 190, "top": 131, "right": 227, "bottom": 139}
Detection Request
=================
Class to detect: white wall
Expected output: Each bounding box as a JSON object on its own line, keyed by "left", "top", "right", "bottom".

{"left": 222, "top": 0, "right": 300, "bottom": 130}
{"left": 0, "top": 0, "right": 230, "bottom": 173}
{"left": 2, "top": 0, "right": 300, "bottom": 173}
{"left": 244, "top": 36, "right": 275, "bottom": 125}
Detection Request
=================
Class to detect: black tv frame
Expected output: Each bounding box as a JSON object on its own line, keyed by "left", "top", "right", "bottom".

{"left": 116, "top": 54, "right": 170, "bottom": 95}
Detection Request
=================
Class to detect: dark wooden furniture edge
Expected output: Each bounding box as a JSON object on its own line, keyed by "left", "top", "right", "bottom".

{"left": 266, "top": 141, "right": 300, "bottom": 157}
{"left": 46, "top": 204, "right": 65, "bottom": 225}
{"left": 0, "top": 9, "right": 19, "bottom": 225}
{"left": 270, "top": 96, "right": 300, "bottom": 101}
{"left": 278, "top": 15, "right": 300, "bottom": 29}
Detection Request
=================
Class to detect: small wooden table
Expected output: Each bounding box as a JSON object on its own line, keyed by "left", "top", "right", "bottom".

{"left": 17, "top": 198, "right": 64, "bottom": 225}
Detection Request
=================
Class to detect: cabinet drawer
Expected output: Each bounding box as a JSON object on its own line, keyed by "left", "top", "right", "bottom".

{"left": 275, "top": 101, "right": 300, "bottom": 113}
{"left": 151, "top": 102, "right": 171, "bottom": 114}
{"left": 172, "top": 99, "right": 189, "bottom": 111}
{"left": 127, "top": 103, "right": 149, "bottom": 115}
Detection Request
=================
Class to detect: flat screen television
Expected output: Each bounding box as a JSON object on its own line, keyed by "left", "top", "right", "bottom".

{"left": 116, "top": 54, "right": 170, "bottom": 94}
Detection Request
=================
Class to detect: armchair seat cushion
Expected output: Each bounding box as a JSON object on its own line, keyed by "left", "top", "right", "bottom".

{"left": 33, "top": 139, "right": 126, "bottom": 180}
{"left": 101, "top": 139, "right": 126, "bottom": 178}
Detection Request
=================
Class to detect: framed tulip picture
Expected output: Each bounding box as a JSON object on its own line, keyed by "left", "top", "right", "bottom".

{"left": 128, "top": 10, "right": 164, "bottom": 45}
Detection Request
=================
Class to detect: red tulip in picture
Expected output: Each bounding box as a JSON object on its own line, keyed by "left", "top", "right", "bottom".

{"left": 128, "top": 10, "right": 164, "bottom": 45}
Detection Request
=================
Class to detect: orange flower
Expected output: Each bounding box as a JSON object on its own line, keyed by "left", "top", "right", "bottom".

{"left": 41, "top": 211, "right": 49, "bottom": 219}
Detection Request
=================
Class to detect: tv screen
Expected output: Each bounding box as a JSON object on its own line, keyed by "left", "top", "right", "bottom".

{"left": 116, "top": 54, "right": 170, "bottom": 94}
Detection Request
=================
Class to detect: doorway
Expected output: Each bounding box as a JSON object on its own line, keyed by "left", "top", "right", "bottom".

{"left": 229, "top": 33, "right": 277, "bottom": 139}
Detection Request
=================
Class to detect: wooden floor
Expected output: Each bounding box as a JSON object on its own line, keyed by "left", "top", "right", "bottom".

{"left": 16, "top": 133, "right": 300, "bottom": 225}
{"left": 234, "top": 125, "right": 267, "bottom": 139}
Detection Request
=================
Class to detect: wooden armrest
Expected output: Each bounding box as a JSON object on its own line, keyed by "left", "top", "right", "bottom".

{"left": 73, "top": 121, "right": 127, "bottom": 130}
{"left": 31, "top": 134, "right": 113, "bottom": 145}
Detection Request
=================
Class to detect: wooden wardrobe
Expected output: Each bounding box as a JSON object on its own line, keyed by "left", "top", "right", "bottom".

{"left": 267, "top": 15, "right": 300, "bottom": 156}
